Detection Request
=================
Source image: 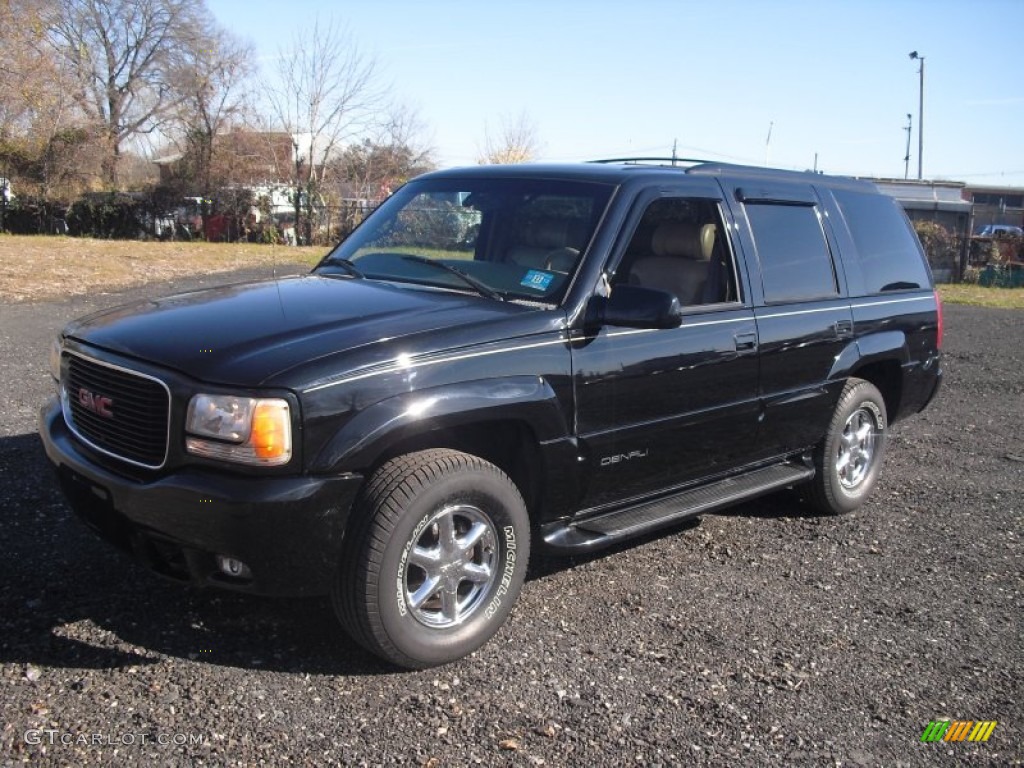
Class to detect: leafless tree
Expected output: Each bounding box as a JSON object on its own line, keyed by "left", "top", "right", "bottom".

{"left": 49, "top": 0, "right": 210, "bottom": 187}
{"left": 169, "top": 28, "right": 255, "bottom": 195}
{"left": 338, "top": 104, "right": 435, "bottom": 198}
{"left": 266, "top": 16, "right": 384, "bottom": 243}
{"left": 0, "top": 0, "right": 56, "bottom": 139}
{"left": 324, "top": 105, "right": 435, "bottom": 238}
{"left": 0, "top": 0, "right": 101, "bottom": 199}
{"left": 478, "top": 111, "right": 541, "bottom": 165}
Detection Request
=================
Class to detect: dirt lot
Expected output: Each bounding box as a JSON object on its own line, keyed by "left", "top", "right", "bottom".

{"left": 0, "top": 269, "right": 1020, "bottom": 766}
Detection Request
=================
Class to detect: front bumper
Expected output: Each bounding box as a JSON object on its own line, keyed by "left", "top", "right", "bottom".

{"left": 40, "top": 398, "right": 363, "bottom": 596}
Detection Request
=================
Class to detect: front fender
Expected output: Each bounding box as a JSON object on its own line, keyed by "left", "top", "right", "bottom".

{"left": 310, "top": 376, "right": 571, "bottom": 473}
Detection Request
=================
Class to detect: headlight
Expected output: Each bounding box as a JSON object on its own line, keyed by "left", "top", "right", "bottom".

{"left": 49, "top": 337, "right": 62, "bottom": 381}
{"left": 185, "top": 394, "right": 292, "bottom": 466}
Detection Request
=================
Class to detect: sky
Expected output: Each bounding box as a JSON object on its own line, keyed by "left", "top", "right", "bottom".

{"left": 205, "top": 0, "right": 1024, "bottom": 186}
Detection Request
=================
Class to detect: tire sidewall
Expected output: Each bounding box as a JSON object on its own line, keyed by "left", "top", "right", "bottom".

{"left": 374, "top": 467, "right": 528, "bottom": 666}
{"left": 824, "top": 382, "right": 888, "bottom": 511}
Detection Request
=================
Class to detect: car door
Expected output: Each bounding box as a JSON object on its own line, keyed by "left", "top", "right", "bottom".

{"left": 722, "top": 180, "right": 854, "bottom": 459}
{"left": 572, "top": 185, "right": 761, "bottom": 511}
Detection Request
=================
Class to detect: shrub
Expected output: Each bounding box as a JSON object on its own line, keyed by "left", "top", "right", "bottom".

{"left": 66, "top": 193, "right": 147, "bottom": 238}
{"left": 913, "top": 221, "right": 955, "bottom": 261}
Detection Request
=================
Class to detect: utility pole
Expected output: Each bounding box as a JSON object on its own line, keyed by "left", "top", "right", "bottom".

{"left": 765, "top": 121, "right": 774, "bottom": 166}
{"left": 903, "top": 113, "right": 912, "bottom": 180}
{"left": 909, "top": 51, "right": 925, "bottom": 179}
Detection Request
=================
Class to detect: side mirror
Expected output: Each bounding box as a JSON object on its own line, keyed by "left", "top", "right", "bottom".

{"left": 596, "top": 285, "right": 683, "bottom": 329}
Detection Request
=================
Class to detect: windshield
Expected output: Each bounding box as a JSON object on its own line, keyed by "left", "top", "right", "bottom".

{"left": 317, "top": 177, "right": 614, "bottom": 303}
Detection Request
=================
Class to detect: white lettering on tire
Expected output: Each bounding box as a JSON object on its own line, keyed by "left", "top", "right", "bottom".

{"left": 396, "top": 512, "right": 434, "bottom": 617}
{"left": 864, "top": 400, "right": 885, "bottom": 431}
{"left": 484, "top": 525, "right": 517, "bottom": 620}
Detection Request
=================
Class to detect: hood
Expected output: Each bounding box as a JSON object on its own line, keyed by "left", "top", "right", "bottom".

{"left": 64, "top": 275, "right": 537, "bottom": 386}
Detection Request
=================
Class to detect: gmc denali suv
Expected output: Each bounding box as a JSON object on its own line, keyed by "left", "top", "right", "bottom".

{"left": 41, "top": 160, "right": 943, "bottom": 668}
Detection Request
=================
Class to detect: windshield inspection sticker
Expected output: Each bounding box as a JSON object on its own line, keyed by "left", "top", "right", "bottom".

{"left": 520, "top": 270, "right": 554, "bottom": 291}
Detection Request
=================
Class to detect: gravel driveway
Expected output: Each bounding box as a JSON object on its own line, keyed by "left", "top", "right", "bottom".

{"left": 1, "top": 271, "right": 1020, "bottom": 766}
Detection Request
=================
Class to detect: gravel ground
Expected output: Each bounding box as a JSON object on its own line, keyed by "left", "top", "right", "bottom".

{"left": 1, "top": 271, "right": 1020, "bottom": 767}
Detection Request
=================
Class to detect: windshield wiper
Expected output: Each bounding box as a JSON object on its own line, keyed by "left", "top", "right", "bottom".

{"left": 400, "top": 255, "right": 504, "bottom": 301}
{"left": 320, "top": 256, "right": 365, "bottom": 278}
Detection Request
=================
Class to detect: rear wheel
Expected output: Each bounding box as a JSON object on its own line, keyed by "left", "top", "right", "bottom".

{"left": 807, "top": 378, "right": 888, "bottom": 515}
{"left": 333, "top": 449, "right": 530, "bottom": 669}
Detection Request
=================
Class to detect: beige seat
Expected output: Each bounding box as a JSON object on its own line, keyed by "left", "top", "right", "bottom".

{"left": 507, "top": 218, "right": 586, "bottom": 272}
{"left": 629, "top": 221, "right": 715, "bottom": 305}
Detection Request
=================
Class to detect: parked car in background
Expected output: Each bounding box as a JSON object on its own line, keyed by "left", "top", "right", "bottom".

{"left": 975, "top": 224, "right": 1023, "bottom": 238}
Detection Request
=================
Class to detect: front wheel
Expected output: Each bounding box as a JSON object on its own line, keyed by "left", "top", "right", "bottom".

{"left": 807, "top": 378, "right": 888, "bottom": 515}
{"left": 333, "top": 449, "right": 530, "bottom": 669}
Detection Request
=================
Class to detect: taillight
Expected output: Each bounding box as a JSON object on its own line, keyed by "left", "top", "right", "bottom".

{"left": 934, "top": 290, "right": 944, "bottom": 350}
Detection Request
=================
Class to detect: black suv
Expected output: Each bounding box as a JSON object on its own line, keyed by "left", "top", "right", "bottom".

{"left": 41, "top": 161, "right": 943, "bottom": 668}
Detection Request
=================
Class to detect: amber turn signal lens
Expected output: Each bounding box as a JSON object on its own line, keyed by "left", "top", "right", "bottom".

{"left": 250, "top": 400, "right": 291, "bottom": 460}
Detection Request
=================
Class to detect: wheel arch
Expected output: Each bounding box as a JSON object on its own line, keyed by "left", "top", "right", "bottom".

{"left": 374, "top": 420, "right": 546, "bottom": 519}
{"left": 848, "top": 359, "right": 903, "bottom": 425}
{"left": 829, "top": 330, "right": 908, "bottom": 424}
{"left": 310, "top": 376, "right": 576, "bottom": 520}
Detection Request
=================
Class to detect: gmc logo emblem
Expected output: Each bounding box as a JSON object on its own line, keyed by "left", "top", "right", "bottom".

{"left": 78, "top": 387, "right": 114, "bottom": 419}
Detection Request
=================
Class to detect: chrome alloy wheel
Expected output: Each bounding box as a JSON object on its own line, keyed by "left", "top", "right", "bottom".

{"left": 403, "top": 504, "right": 498, "bottom": 628}
{"left": 835, "top": 406, "right": 879, "bottom": 490}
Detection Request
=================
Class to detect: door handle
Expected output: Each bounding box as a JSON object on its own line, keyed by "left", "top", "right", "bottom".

{"left": 834, "top": 319, "right": 854, "bottom": 338}
{"left": 734, "top": 331, "right": 758, "bottom": 351}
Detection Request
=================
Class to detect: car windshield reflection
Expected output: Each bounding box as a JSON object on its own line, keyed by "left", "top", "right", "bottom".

{"left": 318, "top": 177, "right": 614, "bottom": 303}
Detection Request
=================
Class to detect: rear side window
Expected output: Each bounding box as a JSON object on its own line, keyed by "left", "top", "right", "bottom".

{"left": 833, "top": 189, "right": 931, "bottom": 293}
{"left": 746, "top": 204, "right": 837, "bottom": 303}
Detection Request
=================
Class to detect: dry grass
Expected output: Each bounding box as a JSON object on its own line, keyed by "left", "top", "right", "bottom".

{"left": 8, "top": 235, "right": 1021, "bottom": 311}
{"left": 0, "top": 235, "right": 328, "bottom": 303}
{"left": 939, "top": 283, "right": 1024, "bottom": 310}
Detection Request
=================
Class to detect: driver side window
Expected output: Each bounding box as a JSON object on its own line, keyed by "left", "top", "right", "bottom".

{"left": 614, "top": 198, "right": 738, "bottom": 306}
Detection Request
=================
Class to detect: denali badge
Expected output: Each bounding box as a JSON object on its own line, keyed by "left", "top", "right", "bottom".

{"left": 600, "top": 449, "right": 649, "bottom": 467}
{"left": 78, "top": 387, "right": 114, "bottom": 418}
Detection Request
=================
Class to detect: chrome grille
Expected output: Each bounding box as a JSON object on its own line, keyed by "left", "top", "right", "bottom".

{"left": 64, "top": 353, "right": 171, "bottom": 468}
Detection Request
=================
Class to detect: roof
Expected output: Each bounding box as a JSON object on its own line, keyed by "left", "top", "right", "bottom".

{"left": 870, "top": 178, "right": 972, "bottom": 213}
{"left": 963, "top": 183, "right": 1024, "bottom": 195}
{"left": 416, "top": 160, "right": 877, "bottom": 192}
{"left": 152, "top": 152, "right": 184, "bottom": 166}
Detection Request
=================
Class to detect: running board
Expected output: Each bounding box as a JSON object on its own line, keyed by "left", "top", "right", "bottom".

{"left": 542, "top": 462, "right": 813, "bottom": 553}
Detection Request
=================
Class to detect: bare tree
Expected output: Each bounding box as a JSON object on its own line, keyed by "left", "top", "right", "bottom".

{"left": 478, "top": 111, "right": 541, "bottom": 165}
{"left": 0, "top": 0, "right": 57, "bottom": 139}
{"left": 266, "top": 16, "right": 383, "bottom": 243}
{"left": 49, "top": 0, "right": 209, "bottom": 187}
{"left": 169, "top": 28, "right": 255, "bottom": 195}
{"left": 324, "top": 105, "right": 435, "bottom": 238}
{"left": 0, "top": 0, "right": 103, "bottom": 200}
{"left": 338, "top": 104, "right": 435, "bottom": 198}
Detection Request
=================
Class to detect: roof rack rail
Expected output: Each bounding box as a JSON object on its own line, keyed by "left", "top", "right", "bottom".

{"left": 588, "top": 157, "right": 710, "bottom": 167}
